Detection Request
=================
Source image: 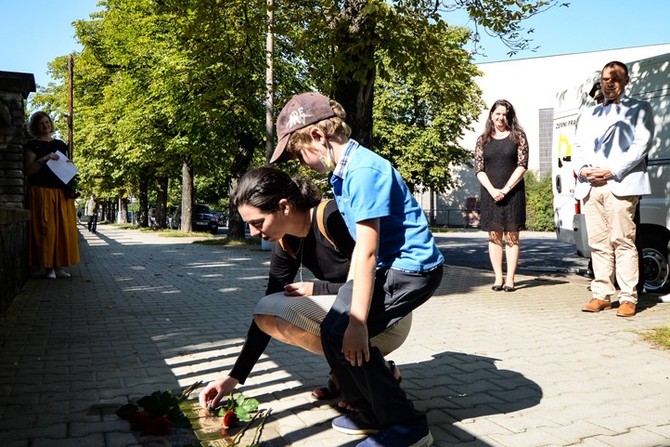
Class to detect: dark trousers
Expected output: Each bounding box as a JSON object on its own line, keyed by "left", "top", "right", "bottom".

{"left": 320, "top": 264, "right": 444, "bottom": 428}
{"left": 87, "top": 213, "right": 98, "bottom": 232}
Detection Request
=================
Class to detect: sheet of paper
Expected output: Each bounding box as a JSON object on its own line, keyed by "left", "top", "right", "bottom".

{"left": 46, "top": 150, "right": 79, "bottom": 185}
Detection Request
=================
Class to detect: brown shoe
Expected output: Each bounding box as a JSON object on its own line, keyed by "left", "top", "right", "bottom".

{"left": 616, "top": 300, "right": 636, "bottom": 317}
{"left": 582, "top": 298, "right": 611, "bottom": 312}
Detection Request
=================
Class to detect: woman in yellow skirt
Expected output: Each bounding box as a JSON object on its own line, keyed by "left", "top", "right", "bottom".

{"left": 23, "top": 111, "right": 79, "bottom": 279}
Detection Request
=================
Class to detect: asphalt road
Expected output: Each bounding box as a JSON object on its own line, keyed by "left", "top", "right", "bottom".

{"left": 434, "top": 229, "right": 590, "bottom": 275}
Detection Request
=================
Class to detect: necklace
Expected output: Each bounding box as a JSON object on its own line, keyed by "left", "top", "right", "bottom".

{"left": 297, "top": 209, "right": 312, "bottom": 283}
{"left": 298, "top": 238, "right": 304, "bottom": 283}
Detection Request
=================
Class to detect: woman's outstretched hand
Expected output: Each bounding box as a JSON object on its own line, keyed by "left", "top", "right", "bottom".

{"left": 198, "top": 375, "right": 239, "bottom": 409}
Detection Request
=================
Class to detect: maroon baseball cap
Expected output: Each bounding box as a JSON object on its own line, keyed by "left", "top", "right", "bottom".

{"left": 270, "top": 92, "right": 336, "bottom": 163}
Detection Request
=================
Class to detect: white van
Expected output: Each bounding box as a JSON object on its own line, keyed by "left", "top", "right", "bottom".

{"left": 552, "top": 52, "right": 670, "bottom": 293}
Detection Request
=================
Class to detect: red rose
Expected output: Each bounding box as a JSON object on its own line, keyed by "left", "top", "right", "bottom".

{"left": 144, "top": 415, "right": 171, "bottom": 436}
{"left": 129, "top": 411, "right": 150, "bottom": 431}
{"left": 222, "top": 410, "right": 238, "bottom": 429}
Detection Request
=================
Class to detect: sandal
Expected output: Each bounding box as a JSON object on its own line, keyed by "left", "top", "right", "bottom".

{"left": 312, "top": 361, "right": 402, "bottom": 402}
{"left": 386, "top": 360, "right": 402, "bottom": 383}
{"left": 312, "top": 375, "right": 340, "bottom": 400}
{"left": 333, "top": 400, "right": 356, "bottom": 414}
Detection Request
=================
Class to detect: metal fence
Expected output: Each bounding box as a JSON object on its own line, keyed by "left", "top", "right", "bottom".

{"left": 424, "top": 208, "right": 481, "bottom": 228}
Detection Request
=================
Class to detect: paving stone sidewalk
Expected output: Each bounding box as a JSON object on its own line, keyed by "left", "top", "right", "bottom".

{"left": 1, "top": 225, "right": 669, "bottom": 447}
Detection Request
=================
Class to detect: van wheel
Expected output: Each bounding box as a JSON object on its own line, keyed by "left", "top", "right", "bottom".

{"left": 639, "top": 229, "right": 670, "bottom": 294}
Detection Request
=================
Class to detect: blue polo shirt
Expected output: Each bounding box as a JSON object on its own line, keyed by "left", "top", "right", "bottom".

{"left": 330, "top": 140, "right": 444, "bottom": 272}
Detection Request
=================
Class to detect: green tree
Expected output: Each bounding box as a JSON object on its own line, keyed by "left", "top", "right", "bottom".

{"left": 283, "top": 0, "right": 567, "bottom": 148}
{"left": 372, "top": 24, "right": 482, "bottom": 193}
{"left": 276, "top": 0, "right": 566, "bottom": 192}
{"left": 34, "top": 0, "right": 566, "bottom": 239}
{"left": 525, "top": 171, "right": 555, "bottom": 231}
{"left": 69, "top": 0, "right": 266, "bottom": 234}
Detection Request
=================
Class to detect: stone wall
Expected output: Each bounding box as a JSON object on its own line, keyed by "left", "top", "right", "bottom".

{"left": 0, "top": 71, "right": 35, "bottom": 314}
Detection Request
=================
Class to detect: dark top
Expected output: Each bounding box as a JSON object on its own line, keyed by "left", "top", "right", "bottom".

{"left": 230, "top": 200, "right": 354, "bottom": 383}
{"left": 475, "top": 135, "right": 528, "bottom": 232}
{"left": 24, "top": 139, "right": 70, "bottom": 188}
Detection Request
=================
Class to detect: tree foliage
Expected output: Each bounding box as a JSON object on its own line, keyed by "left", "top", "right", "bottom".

{"left": 30, "top": 0, "right": 567, "bottom": 237}
{"left": 525, "top": 171, "right": 555, "bottom": 231}
{"left": 372, "top": 23, "right": 482, "bottom": 193}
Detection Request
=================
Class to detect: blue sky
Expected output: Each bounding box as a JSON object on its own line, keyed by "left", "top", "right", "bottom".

{"left": 1, "top": 1, "right": 670, "bottom": 88}
{"left": 0, "top": 0, "right": 100, "bottom": 88}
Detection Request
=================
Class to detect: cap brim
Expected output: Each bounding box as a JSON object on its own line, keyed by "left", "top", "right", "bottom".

{"left": 269, "top": 133, "right": 290, "bottom": 164}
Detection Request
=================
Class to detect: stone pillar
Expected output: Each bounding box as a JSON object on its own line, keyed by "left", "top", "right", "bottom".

{"left": 0, "top": 71, "right": 35, "bottom": 314}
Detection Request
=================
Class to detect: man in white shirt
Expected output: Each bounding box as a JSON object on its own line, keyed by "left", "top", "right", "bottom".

{"left": 573, "top": 61, "right": 655, "bottom": 317}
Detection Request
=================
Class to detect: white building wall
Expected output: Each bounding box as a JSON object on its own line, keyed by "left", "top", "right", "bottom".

{"left": 424, "top": 43, "right": 670, "bottom": 225}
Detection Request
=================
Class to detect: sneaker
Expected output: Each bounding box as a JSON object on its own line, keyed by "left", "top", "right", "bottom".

{"left": 332, "top": 413, "right": 380, "bottom": 435}
{"left": 357, "top": 425, "right": 432, "bottom": 447}
{"left": 55, "top": 269, "right": 71, "bottom": 279}
{"left": 45, "top": 269, "right": 56, "bottom": 279}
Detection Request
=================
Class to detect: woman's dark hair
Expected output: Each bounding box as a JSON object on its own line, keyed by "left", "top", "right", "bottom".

{"left": 478, "top": 99, "right": 525, "bottom": 147}
{"left": 232, "top": 167, "right": 321, "bottom": 213}
{"left": 28, "top": 111, "right": 54, "bottom": 137}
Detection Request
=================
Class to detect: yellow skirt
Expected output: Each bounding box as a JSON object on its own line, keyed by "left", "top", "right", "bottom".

{"left": 27, "top": 186, "right": 80, "bottom": 269}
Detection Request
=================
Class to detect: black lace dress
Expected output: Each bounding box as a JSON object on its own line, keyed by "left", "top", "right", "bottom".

{"left": 474, "top": 134, "right": 529, "bottom": 232}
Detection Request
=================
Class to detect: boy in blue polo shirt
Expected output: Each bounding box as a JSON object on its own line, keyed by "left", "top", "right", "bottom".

{"left": 271, "top": 92, "right": 444, "bottom": 447}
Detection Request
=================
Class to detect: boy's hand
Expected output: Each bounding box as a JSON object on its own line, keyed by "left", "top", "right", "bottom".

{"left": 342, "top": 320, "right": 369, "bottom": 366}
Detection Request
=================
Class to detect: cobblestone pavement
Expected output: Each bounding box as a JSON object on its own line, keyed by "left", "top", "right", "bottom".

{"left": 1, "top": 225, "right": 670, "bottom": 447}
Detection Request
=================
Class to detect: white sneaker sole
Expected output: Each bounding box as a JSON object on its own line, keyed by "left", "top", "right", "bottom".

{"left": 332, "top": 417, "right": 379, "bottom": 436}
{"left": 332, "top": 424, "right": 380, "bottom": 436}
{"left": 409, "top": 432, "right": 433, "bottom": 447}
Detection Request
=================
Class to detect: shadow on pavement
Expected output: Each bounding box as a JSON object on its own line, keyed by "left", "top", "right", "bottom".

{"left": 1, "top": 226, "right": 553, "bottom": 446}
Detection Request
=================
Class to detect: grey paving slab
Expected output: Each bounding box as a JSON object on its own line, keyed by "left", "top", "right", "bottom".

{"left": 0, "top": 225, "right": 669, "bottom": 446}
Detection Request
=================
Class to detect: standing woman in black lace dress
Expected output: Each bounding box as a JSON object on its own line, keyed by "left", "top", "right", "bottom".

{"left": 23, "top": 111, "right": 80, "bottom": 279}
{"left": 475, "top": 99, "right": 528, "bottom": 292}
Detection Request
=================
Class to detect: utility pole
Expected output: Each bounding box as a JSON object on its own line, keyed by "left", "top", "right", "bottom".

{"left": 67, "top": 54, "right": 74, "bottom": 160}
{"left": 265, "top": 0, "right": 274, "bottom": 163}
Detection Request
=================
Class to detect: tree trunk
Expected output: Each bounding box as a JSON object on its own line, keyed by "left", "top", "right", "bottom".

{"left": 117, "top": 195, "right": 128, "bottom": 224}
{"left": 227, "top": 133, "right": 257, "bottom": 240}
{"left": 100, "top": 201, "right": 107, "bottom": 222}
{"left": 102, "top": 201, "right": 112, "bottom": 222}
{"left": 138, "top": 175, "right": 149, "bottom": 227}
{"left": 334, "top": 68, "right": 375, "bottom": 148}
{"left": 155, "top": 175, "right": 168, "bottom": 228}
{"left": 181, "top": 156, "right": 194, "bottom": 232}
{"left": 332, "top": 0, "right": 377, "bottom": 148}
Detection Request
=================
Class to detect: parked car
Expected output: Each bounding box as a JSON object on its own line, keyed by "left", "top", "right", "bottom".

{"left": 213, "top": 211, "right": 228, "bottom": 227}
{"left": 167, "top": 206, "right": 179, "bottom": 229}
{"left": 170, "top": 204, "right": 219, "bottom": 234}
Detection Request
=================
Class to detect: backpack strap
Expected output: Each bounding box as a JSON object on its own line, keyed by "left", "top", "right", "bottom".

{"left": 317, "top": 200, "right": 337, "bottom": 250}
{"left": 277, "top": 199, "right": 336, "bottom": 259}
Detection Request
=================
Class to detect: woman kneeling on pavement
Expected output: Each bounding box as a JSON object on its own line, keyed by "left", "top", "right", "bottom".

{"left": 199, "top": 167, "right": 409, "bottom": 411}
